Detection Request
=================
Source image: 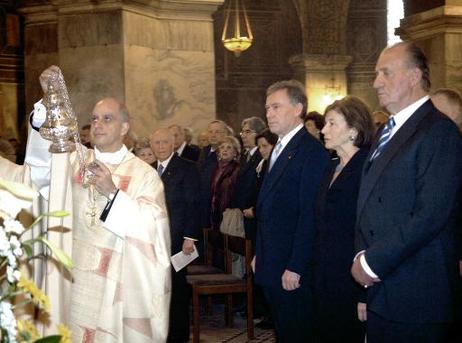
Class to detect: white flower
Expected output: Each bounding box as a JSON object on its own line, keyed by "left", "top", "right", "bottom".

{"left": 9, "top": 235, "right": 23, "bottom": 257}
{"left": 3, "top": 218, "right": 25, "bottom": 235}
{"left": 0, "top": 228, "right": 9, "bottom": 256}
{"left": 7, "top": 252, "right": 17, "bottom": 268}
{"left": 6, "top": 265, "right": 21, "bottom": 283}
{"left": 0, "top": 301, "right": 18, "bottom": 343}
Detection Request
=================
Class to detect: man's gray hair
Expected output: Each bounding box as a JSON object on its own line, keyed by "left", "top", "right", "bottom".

{"left": 242, "top": 116, "right": 267, "bottom": 134}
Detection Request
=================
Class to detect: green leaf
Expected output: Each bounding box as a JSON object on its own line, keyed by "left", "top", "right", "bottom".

{"left": 22, "top": 242, "right": 34, "bottom": 258}
{"left": 46, "top": 210, "right": 70, "bottom": 218}
{"left": 38, "top": 237, "right": 74, "bottom": 270}
{"left": 28, "top": 211, "right": 69, "bottom": 230}
{"left": 34, "top": 335, "right": 62, "bottom": 343}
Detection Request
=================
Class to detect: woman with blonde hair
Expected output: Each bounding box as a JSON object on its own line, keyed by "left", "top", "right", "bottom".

{"left": 210, "top": 135, "right": 241, "bottom": 231}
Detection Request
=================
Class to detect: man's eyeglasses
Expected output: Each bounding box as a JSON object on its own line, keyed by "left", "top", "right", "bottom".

{"left": 240, "top": 129, "right": 255, "bottom": 136}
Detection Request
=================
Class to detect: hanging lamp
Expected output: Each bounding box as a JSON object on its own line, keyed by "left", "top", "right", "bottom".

{"left": 221, "top": 0, "right": 253, "bottom": 57}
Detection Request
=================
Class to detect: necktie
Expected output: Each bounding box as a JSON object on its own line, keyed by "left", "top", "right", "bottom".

{"left": 245, "top": 150, "right": 251, "bottom": 162}
{"left": 157, "top": 163, "right": 164, "bottom": 176}
{"left": 370, "top": 117, "right": 396, "bottom": 161}
{"left": 268, "top": 142, "right": 283, "bottom": 171}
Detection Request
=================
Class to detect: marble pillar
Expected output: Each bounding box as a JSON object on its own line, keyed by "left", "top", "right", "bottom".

{"left": 21, "top": 0, "right": 223, "bottom": 139}
{"left": 290, "top": 54, "right": 352, "bottom": 113}
{"left": 398, "top": 1, "right": 462, "bottom": 94}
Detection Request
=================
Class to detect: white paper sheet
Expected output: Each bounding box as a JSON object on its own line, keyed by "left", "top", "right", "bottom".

{"left": 170, "top": 246, "right": 199, "bottom": 272}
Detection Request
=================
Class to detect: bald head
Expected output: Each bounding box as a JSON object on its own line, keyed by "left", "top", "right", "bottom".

{"left": 150, "top": 128, "right": 175, "bottom": 162}
{"left": 94, "top": 97, "right": 130, "bottom": 122}
{"left": 90, "top": 97, "right": 130, "bottom": 152}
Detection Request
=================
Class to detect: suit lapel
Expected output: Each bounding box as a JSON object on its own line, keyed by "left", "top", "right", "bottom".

{"left": 357, "top": 100, "right": 433, "bottom": 216}
{"left": 239, "top": 150, "right": 261, "bottom": 176}
{"left": 259, "top": 128, "right": 304, "bottom": 201}
{"left": 162, "top": 154, "right": 179, "bottom": 181}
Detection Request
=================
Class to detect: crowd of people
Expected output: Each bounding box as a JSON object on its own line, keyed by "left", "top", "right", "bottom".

{"left": 1, "top": 41, "right": 461, "bottom": 343}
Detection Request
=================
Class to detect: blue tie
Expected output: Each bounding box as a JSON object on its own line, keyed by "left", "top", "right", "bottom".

{"left": 157, "top": 163, "right": 164, "bottom": 176}
{"left": 269, "top": 142, "right": 283, "bottom": 171}
{"left": 370, "top": 117, "right": 396, "bottom": 161}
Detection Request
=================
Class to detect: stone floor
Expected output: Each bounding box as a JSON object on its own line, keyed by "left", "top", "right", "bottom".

{"left": 190, "top": 303, "right": 276, "bottom": 342}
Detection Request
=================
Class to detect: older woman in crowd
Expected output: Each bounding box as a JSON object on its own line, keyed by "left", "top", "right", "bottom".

{"left": 134, "top": 138, "right": 156, "bottom": 166}
{"left": 313, "top": 96, "right": 375, "bottom": 342}
{"left": 210, "top": 135, "right": 241, "bottom": 231}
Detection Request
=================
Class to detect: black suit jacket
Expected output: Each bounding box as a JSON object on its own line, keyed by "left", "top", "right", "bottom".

{"left": 231, "top": 150, "right": 262, "bottom": 242}
{"left": 255, "top": 128, "right": 329, "bottom": 287}
{"left": 232, "top": 149, "right": 262, "bottom": 209}
{"left": 179, "top": 144, "right": 200, "bottom": 162}
{"left": 198, "top": 145, "right": 218, "bottom": 227}
{"left": 356, "top": 99, "right": 462, "bottom": 323}
{"left": 156, "top": 154, "right": 201, "bottom": 254}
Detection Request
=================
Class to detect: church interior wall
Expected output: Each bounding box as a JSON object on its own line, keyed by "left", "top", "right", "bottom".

{"left": 1, "top": 0, "right": 461, "bottom": 143}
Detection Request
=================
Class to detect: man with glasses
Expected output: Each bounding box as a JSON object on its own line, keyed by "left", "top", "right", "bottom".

{"left": 232, "top": 117, "right": 266, "bottom": 244}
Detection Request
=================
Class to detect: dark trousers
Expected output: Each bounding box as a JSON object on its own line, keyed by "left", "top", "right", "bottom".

{"left": 263, "top": 283, "right": 314, "bottom": 343}
{"left": 167, "top": 269, "right": 190, "bottom": 342}
{"left": 367, "top": 310, "right": 450, "bottom": 343}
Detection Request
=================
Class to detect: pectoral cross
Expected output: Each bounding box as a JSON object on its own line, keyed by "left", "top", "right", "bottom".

{"left": 86, "top": 185, "right": 98, "bottom": 226}
{"left": 87, "top": 204, "right": 98, "bottom": 226}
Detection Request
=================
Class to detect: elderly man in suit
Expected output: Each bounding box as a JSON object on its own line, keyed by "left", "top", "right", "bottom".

{"left": 169, "top": 124, "right": 200, "bottom": 162}
{"left": 252, "top": 80, "right": 329, "bottom": 342}
{"left": 351, "top": 42, "right": 462, "bottom": 342}
{"left": 151, "top": 128, "right": 201, "bottom": 343}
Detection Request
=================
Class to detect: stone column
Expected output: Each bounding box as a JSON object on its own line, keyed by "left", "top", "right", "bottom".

{"left": 290, "top": 54, "right": 352, "bottom": 113}
{"left": 21, "top": 0, "right": 223, "bottom": 138}
{"left": 0, "top": 12, "right": 25, "bottom": 139}
{"left": 398, "top": 0, "right": 462, "bottom": 93}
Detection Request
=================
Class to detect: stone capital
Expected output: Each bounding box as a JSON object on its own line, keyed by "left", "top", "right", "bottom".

{"left": 398, "top": 5, "right": 462, "bottom": 40}
{"left": 21, "top": 0, "right": 224, "bottom": 21}
{"left": 289, "top": 53, "right": 353, "bottom": 73}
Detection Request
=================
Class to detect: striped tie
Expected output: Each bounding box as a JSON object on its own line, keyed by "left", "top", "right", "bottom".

{"left": 268, "top": 142, "right": 283, "bottom": 171}
{"left": 370, "top": 117, "right": 396, "bottom": 161}
{"left": 157, "top": 163, "right": 164, "bottom": 176}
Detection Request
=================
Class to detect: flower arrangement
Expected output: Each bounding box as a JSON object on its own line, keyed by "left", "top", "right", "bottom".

{"left": 0, "top": 178, "right": 73, "bottom": 343}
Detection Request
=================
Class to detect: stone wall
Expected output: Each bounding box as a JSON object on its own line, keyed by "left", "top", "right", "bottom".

{"left": 20, "top": 0, "right": 222, "bottom": 140}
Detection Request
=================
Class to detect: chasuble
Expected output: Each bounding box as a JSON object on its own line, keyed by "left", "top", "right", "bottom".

{"left": 68, "top": 147, "right": 172, "bottom": 342}
{"left": 25, "top": 140, "right": 172, "bottom": 342}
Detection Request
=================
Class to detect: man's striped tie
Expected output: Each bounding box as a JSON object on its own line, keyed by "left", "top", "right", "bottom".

{"left": 370, "top": 116, "right": 396, "bottom": 161}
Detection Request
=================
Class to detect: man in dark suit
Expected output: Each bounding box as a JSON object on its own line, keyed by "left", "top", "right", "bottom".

{"left": 151, "top": 128, "right": 201, "bottom": 343}
{"left": 351, "top": 42, "right": 462, "bottom": 342}
{"left": 169, "top": 124, "right": 200, "bottom": 162}
{"left": 197, "top": 120, "right": 229, "bottom": 228}
{"left": 231, "top": 116, "right": 267, "bottom": 244}
{"left": 253, "top": 80, "right": 329, "bottom": 342}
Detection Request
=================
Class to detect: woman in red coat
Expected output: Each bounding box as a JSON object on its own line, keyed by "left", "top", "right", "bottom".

{"left": 210, "top": 135, "right": 241, "bottom": 231}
